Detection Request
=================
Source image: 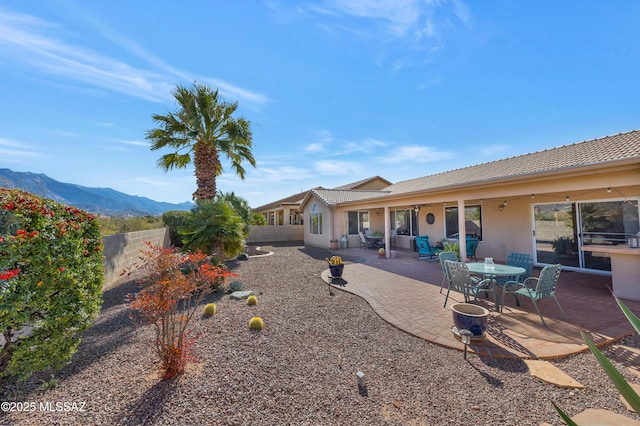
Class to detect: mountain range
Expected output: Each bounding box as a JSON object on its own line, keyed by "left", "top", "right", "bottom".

{"left": 0, "top": 169, "right": 193, "bottom": 216}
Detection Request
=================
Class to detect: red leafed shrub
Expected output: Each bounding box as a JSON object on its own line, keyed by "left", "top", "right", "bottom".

{"left": 126, "top": 243, "right": 235, "bottom": 379}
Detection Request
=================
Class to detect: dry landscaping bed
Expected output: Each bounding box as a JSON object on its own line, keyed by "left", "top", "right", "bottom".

{"left": 1, "top": 244, "right": 639, "bottom": 425}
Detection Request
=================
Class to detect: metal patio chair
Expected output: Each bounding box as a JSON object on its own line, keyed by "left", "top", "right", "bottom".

{"left": 501, "top": 263, "right": 567, "bottom": 327}
{"left": 443, "top": 260, "right": 497, "bottom": 310}
{"left": 438, "top": 251, "right": 459, "bottom": 294}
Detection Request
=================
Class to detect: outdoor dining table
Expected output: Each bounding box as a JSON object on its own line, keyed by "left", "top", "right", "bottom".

{"left": 366, "top": 235, "right": 384, "bottom": 249}
{"left": 465, "top": 262, "right": 526, "bottom": 312}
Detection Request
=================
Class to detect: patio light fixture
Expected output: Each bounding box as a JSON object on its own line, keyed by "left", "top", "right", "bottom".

{"left": 413, "top": 205, "right": 420, "bottom": 213}
{"left": 459, "top": 329, "right": 473, "bottom": 359}
{"left": 607, "top": 187, "right": 612, "bottom": 193}
{"left": 566, "top": 195, "right": 571, "bottom": 202}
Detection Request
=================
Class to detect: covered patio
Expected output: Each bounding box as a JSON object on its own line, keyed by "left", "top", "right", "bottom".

{"left": 321, "top": 246, "right": 640, "bottom": 359}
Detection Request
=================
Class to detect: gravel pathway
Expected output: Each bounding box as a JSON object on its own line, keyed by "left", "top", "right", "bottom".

{"left": 1, "top": 243, "right": 639, "bottom": 425}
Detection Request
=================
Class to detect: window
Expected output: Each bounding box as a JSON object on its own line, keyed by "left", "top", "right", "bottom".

{"left": 445, "top": 205, "right": 482, "bottom": 239}
{"left": 309, "top": 203, "right": 322, "bottom": 235}
{"left": 348, "top": 210, "right": 370, "bottom": 235}
{"left": 390, "top": 209, "right": 419, "bottom": 236}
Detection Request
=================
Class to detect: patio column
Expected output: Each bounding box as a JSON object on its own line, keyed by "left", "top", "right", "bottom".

{"left": 457, "top": 199, "right": 467, "bottom": 261}
{"left": 384, "top": 206, "right": 390, "bottom": 258}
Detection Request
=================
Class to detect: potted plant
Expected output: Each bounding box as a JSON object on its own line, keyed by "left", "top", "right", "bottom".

{"left": 326, "top": 255, "right": 344, "bottom": 278}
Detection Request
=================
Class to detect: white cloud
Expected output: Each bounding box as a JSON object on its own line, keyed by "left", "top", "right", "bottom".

{"left": 0, "top": 8, "right": 268, "bottom": 107}
{"left": 314, "top": 160, "right": 365, "bottom": 175}
{"left": 120, "top": 140, "right": 150, "bottom": 147}
{"left": 0, "top": 138, "right": 39, "bottom": 159}
{"left": 376, "top": 145, "right": 456, "bottom": 164}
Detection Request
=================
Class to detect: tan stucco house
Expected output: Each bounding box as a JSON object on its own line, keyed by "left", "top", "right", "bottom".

{"left": 299, "top": 130, "right": 640, "bottom": 279}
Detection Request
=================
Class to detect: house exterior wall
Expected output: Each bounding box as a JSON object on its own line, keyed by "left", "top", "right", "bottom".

{"left": 303, "top": 200, "right": 334, "bottom": 248}
{"left": 303, "top": 164, "right": 640, "bottom": 267}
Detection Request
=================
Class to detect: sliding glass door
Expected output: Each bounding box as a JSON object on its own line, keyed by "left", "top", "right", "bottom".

{"left": 534, "top": 199, "right": 639, "bottom": 272}
{"left": 533, "top": 203, "right": 579, "bottom": 267}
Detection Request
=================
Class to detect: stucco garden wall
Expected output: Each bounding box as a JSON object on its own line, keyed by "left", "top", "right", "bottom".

{"left": 102, "top": 227, "right": 170, "bottom": 291}
{"left": 246, "top": 225, "right": 304, "bottom": 243}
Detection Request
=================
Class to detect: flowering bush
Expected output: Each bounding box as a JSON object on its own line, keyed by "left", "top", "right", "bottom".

{"left": 0, "top": 189, "right": 104, "bottom": 383}
{"left": 126, "top": 243, "right": 236, "bottom": 379}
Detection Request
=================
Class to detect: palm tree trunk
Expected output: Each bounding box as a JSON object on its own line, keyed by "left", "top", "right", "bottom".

{"left": 193, "top": 142, "right": 220, "bottom": 200}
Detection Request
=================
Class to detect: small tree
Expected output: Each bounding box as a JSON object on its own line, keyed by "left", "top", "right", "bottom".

{"left": 0, "top": 189, "right": 103, "bottom": 383}
{"left": 179, "top": 199, "right": 245, "bottom": 258}
{"left": 126, "top": 243, "right": 235, "bottom": 379}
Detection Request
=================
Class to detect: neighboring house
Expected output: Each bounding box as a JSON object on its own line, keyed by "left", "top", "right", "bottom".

{"left": 300, "top": 130, "right": 640, "bottom": 276}
{"left": 252, "top": 176, "right": 392, "bottom": 226}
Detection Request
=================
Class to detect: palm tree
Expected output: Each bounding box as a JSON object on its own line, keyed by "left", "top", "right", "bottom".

{"left": 146, "top": 83, "right": 256, "bottom": 200}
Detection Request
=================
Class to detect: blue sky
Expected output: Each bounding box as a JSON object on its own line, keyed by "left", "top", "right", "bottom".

{"left": 1, "top": 1, "right": 639, "bottom": 208}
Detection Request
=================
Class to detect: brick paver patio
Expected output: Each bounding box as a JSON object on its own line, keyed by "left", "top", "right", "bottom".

{"left": 321, "top": 247, "right": 640, "bottom": 359}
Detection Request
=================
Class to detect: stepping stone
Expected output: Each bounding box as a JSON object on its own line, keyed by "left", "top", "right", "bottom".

{"left": 563, "top": 408, "right": 640, "bottom": 426}
{"left": 230, "top": 290, "right": 255, "bottom": 300}
{"left": 524, "top": 360, "right": 584, "bottom": 389}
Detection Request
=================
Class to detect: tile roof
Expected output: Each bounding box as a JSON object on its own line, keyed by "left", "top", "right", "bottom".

{"left": 253, "top": 191, "right": 309, "bottom": 211}
{"left": 385, "top": 129, "right": 640, "bottom": 196}
{"left": 310, "top": 189, "right": 390, "bottom": 206}
{"left": 332, "top": 175, "right": 392, "bottom": 190}
{"left": 253, "top": 176, "right": 392, "bottom": 210}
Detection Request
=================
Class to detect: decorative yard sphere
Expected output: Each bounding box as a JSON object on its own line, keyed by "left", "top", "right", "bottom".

{"left": 378, "top": 248, "right": 385, "bottom": 256}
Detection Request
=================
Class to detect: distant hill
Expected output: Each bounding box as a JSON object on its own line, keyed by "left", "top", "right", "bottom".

{"left": 0, "top": 169, "right": 193, "bottom": 216}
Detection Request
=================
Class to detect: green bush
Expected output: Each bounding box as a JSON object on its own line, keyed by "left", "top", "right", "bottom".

{"left": 161, "top": 210, "right": 191, "bottom": 247}
{"left": 0, "top": 189, "right": 104, "bottom": 383}
{"left": 99, "top": 215, "right": 165, "bottom": 237}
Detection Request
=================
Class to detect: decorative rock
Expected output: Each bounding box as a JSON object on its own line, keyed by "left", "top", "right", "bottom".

{"left": 230, "top": 290, "right": 255, "bottom": 300}
{"left": 229, "top": 281, "right": 244, "bottom": 292}
{"left": 236, "top": 253, "right": 249, "bottom": 261}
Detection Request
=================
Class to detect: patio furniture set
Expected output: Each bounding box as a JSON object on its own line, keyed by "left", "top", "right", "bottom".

{"left": 439, "top": 251, "right": 567, "bottom": 327}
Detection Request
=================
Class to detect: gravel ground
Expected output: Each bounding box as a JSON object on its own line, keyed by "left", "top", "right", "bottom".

{"left": 1, "top": 243, "right": 639, "bottom": 425}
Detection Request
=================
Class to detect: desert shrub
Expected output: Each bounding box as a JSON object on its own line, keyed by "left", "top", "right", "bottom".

{"left": 0, "top": 189, "right": 104, "bottom": 383}
{"left": 161, "top": 210, "right": 191, "bottom": 247}
{"left": 126, "top": 243, "right": 236, "bottom": 379}
{"left": 99, "top": 215, "right": 165, "bottom": 237}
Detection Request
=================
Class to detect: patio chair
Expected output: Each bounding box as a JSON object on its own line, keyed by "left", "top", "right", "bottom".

{"left": 415, "top": 236, "right": 440, "bottom": 262}
{"left": 495, "top": 252, "right": 534, "bottom": 295}
{"left": 501, "top": 263, "right": 567, "bottom": 327}
{"left": 438, "top": 251, "right": 458, "bottom": 294}
{"left": 358, "top": 231, "right": 371, "bottom": 249}
{"left": 443, "top": 260, "right": 498, "bottom": 310}
{"left": 465, "top": 236, "right": 479, "bottom": 261}
{"left": 389, "top": 229, "right": 397, "bottom": 248}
